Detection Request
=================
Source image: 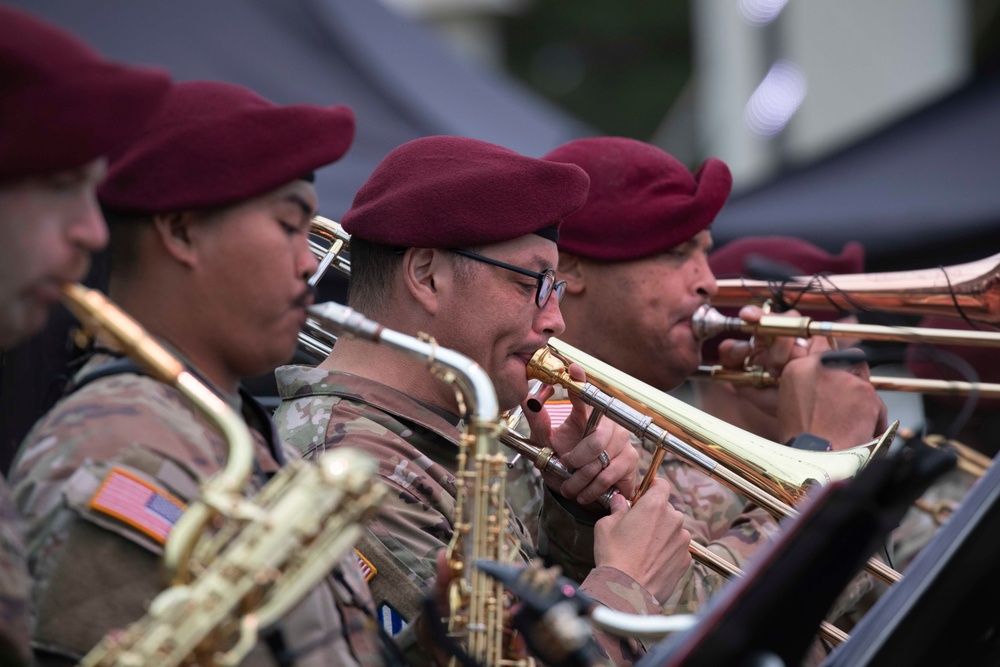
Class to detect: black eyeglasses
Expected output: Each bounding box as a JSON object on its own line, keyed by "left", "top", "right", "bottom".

{"left": 449, "top": 248, "right": 566, "bottom": 309}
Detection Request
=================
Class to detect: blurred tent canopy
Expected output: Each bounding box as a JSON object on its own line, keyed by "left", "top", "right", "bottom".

{"left": 712, "top": 70, "right": 1000, "bottom": 272}
{"left": 8, "top": 0, "right": 594, "bottom": 221}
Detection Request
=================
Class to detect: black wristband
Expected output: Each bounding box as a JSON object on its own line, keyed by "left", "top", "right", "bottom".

{"left": 787, "top": 433, "right": 833, "bottom": 452}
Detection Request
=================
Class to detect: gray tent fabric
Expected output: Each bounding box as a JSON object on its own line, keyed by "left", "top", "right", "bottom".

{"left": 712, "top": 72, "right": 1000, "bottom": 269}
{"left": 8, "top": 0, "right": 593, "bottom": 220}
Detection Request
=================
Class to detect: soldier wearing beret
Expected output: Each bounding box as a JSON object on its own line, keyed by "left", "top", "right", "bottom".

{"left": 540, "top": 137, "right": 890, "bottom": 656}
{"left": 0, "top": 7, "right": 171, "bottom": 666}
{"left": 272, "top": 135, "right": 693, "bottom": 666}
{"left": 9, "top": 80, "right": 397, "bottom": 666}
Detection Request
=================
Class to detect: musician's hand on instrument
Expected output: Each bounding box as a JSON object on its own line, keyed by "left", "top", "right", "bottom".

{"left": 522, "top": 364, "right": 638, "bottom": 503}
{"left": 738, "top": 304, "right": 812, "bottom": 375}
{"left": 777, "top": 349, "right": 889, "bottom": 450}
{"left": 594, "top": 477, "right": 691, "bottom": 603}
{"left": 416, "top": 551, "right": 456, "bottom": 667}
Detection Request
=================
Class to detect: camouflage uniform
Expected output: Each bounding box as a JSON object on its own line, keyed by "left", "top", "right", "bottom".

{"left": 888, "top": 465, "right": 979, "bottom": 572}
{"left": 0, "top": 473, "right": 32, "bottom": 667}
{"left": 273, "top": 365, "right": 664, "bottom": 667}
{"left": 9, "top": 355, "right": 392, "bottom": 667}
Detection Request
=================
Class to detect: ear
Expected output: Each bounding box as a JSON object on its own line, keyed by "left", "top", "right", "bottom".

{"left": 401, "top": 247, "right": 448, "bottom": 316}
{"left": 151, "top": 211, "right": 199, "bottom": 268}
{"left": 557, "top": 251, "right": 586, "bottom": 295}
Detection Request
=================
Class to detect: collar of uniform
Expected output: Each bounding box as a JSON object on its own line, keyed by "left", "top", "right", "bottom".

{"left": 274, "top": 365, "right": 466, "bottom": 448}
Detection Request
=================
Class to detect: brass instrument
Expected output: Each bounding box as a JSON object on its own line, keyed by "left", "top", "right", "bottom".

{"left": 526, "top": 337, "right": 903, "bottom": 586}
{"left": 501, "top": 410, "right": 850, "bottom": 646}
{"left": 65, "top": 284, "right": 386, "bottom": 667}
{"left": 299, "top": 215, "right": 351, "bottom": 360}
{"left": 307, "top": 301, "right": 530, "bottom": 667}
{"left": 712, "top": 250, "right": 1000, "bottom": 324}
{"left": 299, "top": 217, "right": 900, "bottom": 591}
{"left": 692, "top": 304, "right": 1000, "bottom": 348}
{"left": 694, "top": 364, "right": 1000, "bottom": 401}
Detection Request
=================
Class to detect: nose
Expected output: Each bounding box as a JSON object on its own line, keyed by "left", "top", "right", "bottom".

{"left": 535, "top": 293, "right": 565, "bottom": 337}
{"left": 68, "top": 192, "right": 109, "bottom": 253}
{"left": 694, "top": 254, "right": 718, "bottom": 301}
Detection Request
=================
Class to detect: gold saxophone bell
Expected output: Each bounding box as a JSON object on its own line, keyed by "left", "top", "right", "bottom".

{"left": 711, "top": 250, "right": 1000, "bottom": 325}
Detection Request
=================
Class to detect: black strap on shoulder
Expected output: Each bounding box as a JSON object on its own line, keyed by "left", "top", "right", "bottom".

{"left": 67, "top": 356, "right": 147, "bottom": 394}
{"left": 66, "top": 355, "right": 284, "bottom": 474}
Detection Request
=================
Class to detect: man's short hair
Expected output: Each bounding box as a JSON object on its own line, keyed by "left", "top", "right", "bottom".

{"left": 103, "top": 208, "right": 150, "bottom": 279}
{"left": 347, "top": 239, "right": 480, "bottom": 316}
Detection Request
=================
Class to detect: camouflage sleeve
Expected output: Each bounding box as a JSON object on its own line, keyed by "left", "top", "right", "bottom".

{"left": 637, "top": 446, "right": 781, "bottom": 616}
{"left": 534, "top": 486, "right": 603, "bottom": 584}
{"left": 579, "top": 565, "right": 664, "bottom": 666}
{"left": 291, "top": 416, "right": 454, "bottom": 635}
{"left": 0, "top": 474, "right": 32, "bottom": 667}
{"left": 641, "top": 443, "right": 884, "bottom": 664}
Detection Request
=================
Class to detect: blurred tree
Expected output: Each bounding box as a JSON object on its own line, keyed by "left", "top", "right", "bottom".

{"left": 502, "top": 1, "right": 692, "bottom": 140}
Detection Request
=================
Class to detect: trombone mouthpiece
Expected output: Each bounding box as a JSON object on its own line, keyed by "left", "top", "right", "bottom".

{"left": 691, "top": 304, "right": 741, "bottom": 341}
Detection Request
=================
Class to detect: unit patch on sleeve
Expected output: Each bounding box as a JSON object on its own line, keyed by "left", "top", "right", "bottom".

{"left": 377, "top": 601, "right": 408, "bottom": 636}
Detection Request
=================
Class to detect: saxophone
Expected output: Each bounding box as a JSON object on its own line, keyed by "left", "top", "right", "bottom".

{"left": 61, "top": 284, "right": 387, "bottom": 667}
{"left": 307, "top": 301, "right": 532, "bottom": 667}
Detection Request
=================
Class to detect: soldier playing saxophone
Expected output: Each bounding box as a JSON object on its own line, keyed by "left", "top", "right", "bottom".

{"left": 273, "top": 136, "right": 693, "bottom": 667}
{"left": 9, "top": 80, "right": 402, "bottom": 667}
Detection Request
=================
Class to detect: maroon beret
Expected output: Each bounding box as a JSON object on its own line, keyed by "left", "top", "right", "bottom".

{"left": 702, "top": 236, "right": 866, "bottom": 364}
{"left": 543, "top": 137, "right": 732, "bottom": 261}
{"left": 709, "top": 236, "right": 865, "bottom": 280}
{"left": 98, "top": 80, "right": 355, "bottom": 212}
{"left": 341, "top": 135, "right": 590, "bottom": 247}
{"left": 0, "top": 7, "right": 171, "bottom": 183}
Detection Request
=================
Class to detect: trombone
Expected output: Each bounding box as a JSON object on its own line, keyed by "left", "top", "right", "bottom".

{"left": 301, "top": 217, "right": 903, "bottom": 589}
{"left": 501, "top": 411, "right": 852, "bottom": 646}
{"left": 693, "top": 364, "right": 1000, "bottom": 401}
{"left": 711, "top": 250, "right": 1000, "bottom": 325}
{"left": 692, "top": 304, "right": 1000, "bottom": 348}
{"left": 525, "top": 337, "right": 902, "bottom": 587}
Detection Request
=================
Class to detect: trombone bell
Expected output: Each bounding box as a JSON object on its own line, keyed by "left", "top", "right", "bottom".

{"left": 528, "top": 338, "right": 896, "bottom": 506}
{"left": 712, "top": 251, "right": 1000, "bottom": 324}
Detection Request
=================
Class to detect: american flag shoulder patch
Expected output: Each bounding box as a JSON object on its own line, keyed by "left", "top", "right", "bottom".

{"left": 88, "top": 467, "right": 186, "bottom": 544}
{"left": 545, "top": 399, "right": 573, "bottom": 430}
{"left": 355, "top": 549, "right": 377, "bottom": 582}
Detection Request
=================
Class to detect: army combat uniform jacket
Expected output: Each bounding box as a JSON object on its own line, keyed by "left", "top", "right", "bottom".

{"left": 0, "top": 473, "right": 32, "bottom": 667}
{"left": 10, "top": 355, "right": 393, "bottom": 667}
{"left": 274, "top": 366, "right": 665, "bottom": 667}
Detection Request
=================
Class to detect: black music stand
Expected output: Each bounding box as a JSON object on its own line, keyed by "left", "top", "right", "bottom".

{"left": 635, "top": 441, "right": 955, "bottom": 667}
{"left": 820, "top": 442, "right": 1000, "bottom": 667}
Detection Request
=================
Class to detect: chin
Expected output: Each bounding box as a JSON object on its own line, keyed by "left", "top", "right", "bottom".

{"left": 495, "top": 374, "right": 527, "bottom": 414}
